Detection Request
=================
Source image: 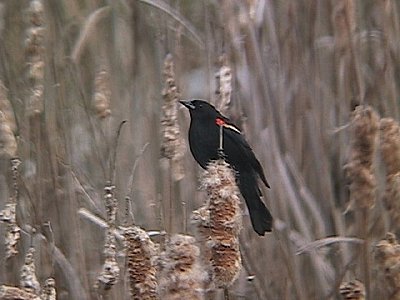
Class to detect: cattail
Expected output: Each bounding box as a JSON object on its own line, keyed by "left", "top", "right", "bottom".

{"left": 20, "top": 247, "right": 40, "bottom": 295}
{"left": 160, "top": 54, "right": 185, "bottom": 181}
{"left": 0, "top": 158, "right": 22, "bottom": 258}
{"left": 0, "top": 81, "right": 16, "bottom": 134}
{"left": 380, "top": 118, "right": 400, "bottom": 229}
{"left": 344, "top": 105, "right": 379, "bottom": 209}
{"left": 124, "top": 226, "right": 158, "bottom": 299}
{"left": 383, "top": 173, "right": 400, "bottom": 229}
{"left": 0, "top": 285, "right": 40, "bottom": 300}
{"left": 24, "top": 0, "right": 45, "bottom": 116}
{"left": 40, "top": 278, "right": 56, "bottom": 300}
{"left": 0, "top": 111, "right": 17, "bottom": 158}
{"left": 380, "top": 118, "right": 400, "bottom": 176}
{"left": 97, "top": 184, "right": 120, "bottom": 292}
{"left": 0, "top": 203, "right": 21, "bottom": 259}
{"left": 104, "top": 184, "right": 117, "bottom": 225}
{"left": 92, "top": 69, "right": 111, "bottom": 118}
{"left": 200, "top": 159, "right": 242, "bottom": 288}
{"left": 339, "top": 280, "right": 365, "bottom": 300}
{"left": 158, "top": 234, "right": 207, "bottom": 300}
{"left": 96, "top": 229, "right": 120, "bottom": 292}
{"left": 215, "top": 54, "right": 232, "bottom": 115}
{"left": 374, "top": 233, "right": 400, "bottom": 299}
{"left": 190, "top": 206, "right": 213, "bottom": 288}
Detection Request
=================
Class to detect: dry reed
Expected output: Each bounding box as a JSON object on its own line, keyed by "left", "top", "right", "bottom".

{"left": 158, "top": 234, "right": 206, "bottom": 300}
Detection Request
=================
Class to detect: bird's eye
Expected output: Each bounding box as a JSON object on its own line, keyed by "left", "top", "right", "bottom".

{"left": 199, "top": 104, "right": 203, "bottom": 108}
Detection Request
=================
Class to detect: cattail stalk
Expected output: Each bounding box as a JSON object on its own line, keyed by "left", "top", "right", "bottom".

{"left": 198, "top": 159, "right": 242, "bottom": 288}
{"left": 124, "top": 226, "right": 158, "bottom": 299}
{"left": 374, "top": 233, "right": 400, "bottom": 299}
{"left": 158, "top": 234, "right": 206, "bottom": 299}
{"left": 25, "top": 0, "right": 46, "bottom": 116}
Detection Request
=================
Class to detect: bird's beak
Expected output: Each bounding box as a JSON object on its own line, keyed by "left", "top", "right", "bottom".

{"left": 179, "top": 100, "right": 195, "bottom": 110}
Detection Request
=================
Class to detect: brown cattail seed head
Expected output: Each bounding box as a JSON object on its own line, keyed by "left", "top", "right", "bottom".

{"left": 200, "top": 159, "right": 242, "bottom": 288}
{"left": 158, "top": 234, "right": 206, "bottom": 300}
{"left": 96, "top": 229, "right": 120, "bottom": 291}
{"left": 20, "top": 247, "right": 40, "bottom": 295}
{"left": 0, "top": 202, "right": 21, "bottom": 259}
{"left": 93, "top": 69, "right": 111, "bottom": 118}
{"left": 190, "top": 206, "right": 212, "bottom": 287}
{"left": 339, "top": 280, "right": 365, "bottom": 300}
{"left": 0, "top": 81, "right": 16, "bottom": 134}
{"left": 0, "top": 285, "right": 41, "bottom": 300}
{"left": 383, "top": 173, "right": 400, "bottom": 229}
{"left": 104, "top": 184, "right": 117, "bottom": 225}
{"left": 344, "top": 105, "right": 379, "bottom": 209}
{"left": 40, "top": 278, "right": 56, "bottom": 300}
{"left": 160, "top": 54, "right": 185, "bottom": 181}
{"left": 28, "top": 0, "right": 44, "bottom": 26}
{"left": 25, "top": 0, "right": 45, "bottom": 116}
{"left": 380, "top": 118, "right": 400, "bottom": 229}
{"left": 0, "top": 111, "right": 17, "bottom": 158}
{"left": 380, "top": 118, "right": 400, "bottom": 176}
{"left": 124, "top": 226, "right": 158, "bottom": 300}
{"left": 374, "top": 233, "right": 400, "bottom": 299}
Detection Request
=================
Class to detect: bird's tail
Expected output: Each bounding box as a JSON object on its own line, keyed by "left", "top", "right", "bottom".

{"left": 238, "top": 171, "right": 273, "bottom": 235}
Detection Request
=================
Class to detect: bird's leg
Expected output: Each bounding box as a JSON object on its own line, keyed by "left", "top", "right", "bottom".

{"left": 218, "top": 124, "right": 225, "bottom": 159}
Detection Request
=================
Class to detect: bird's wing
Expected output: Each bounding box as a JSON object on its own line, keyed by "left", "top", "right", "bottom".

{"left": 220, "top": 119, "right": 270, "bottom": 188}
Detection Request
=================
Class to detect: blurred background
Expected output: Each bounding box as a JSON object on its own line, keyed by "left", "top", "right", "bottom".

{"left": 0, "top": 0, "right": 400, "bottom": 299}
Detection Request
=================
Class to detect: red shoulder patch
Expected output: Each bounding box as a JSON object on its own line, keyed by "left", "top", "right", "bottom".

{"left": 215, "top": 118, "right": 226, "bottom": 126}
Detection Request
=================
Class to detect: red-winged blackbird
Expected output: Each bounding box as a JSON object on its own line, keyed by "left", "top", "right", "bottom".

{"left": 180, "top": 100, "right": 273, "bottom": 235}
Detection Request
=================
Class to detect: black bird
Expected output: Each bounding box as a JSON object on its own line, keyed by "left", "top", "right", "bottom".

{"left": 180, "top": 99, "right": 273, "bottom": 235}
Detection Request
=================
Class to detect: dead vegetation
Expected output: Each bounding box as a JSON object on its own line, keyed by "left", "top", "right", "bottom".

{"left": 1, "top": 1, "right": 400, "bottom": 299}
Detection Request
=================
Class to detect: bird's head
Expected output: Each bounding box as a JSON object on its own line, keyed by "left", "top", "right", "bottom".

{"left": 179, "top": 100, "right": 219, "bottom": 120}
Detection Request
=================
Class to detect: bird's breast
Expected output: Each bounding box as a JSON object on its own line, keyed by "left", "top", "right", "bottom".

{"left": 188, "top": 122, "right": 220, "bottom": 168}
